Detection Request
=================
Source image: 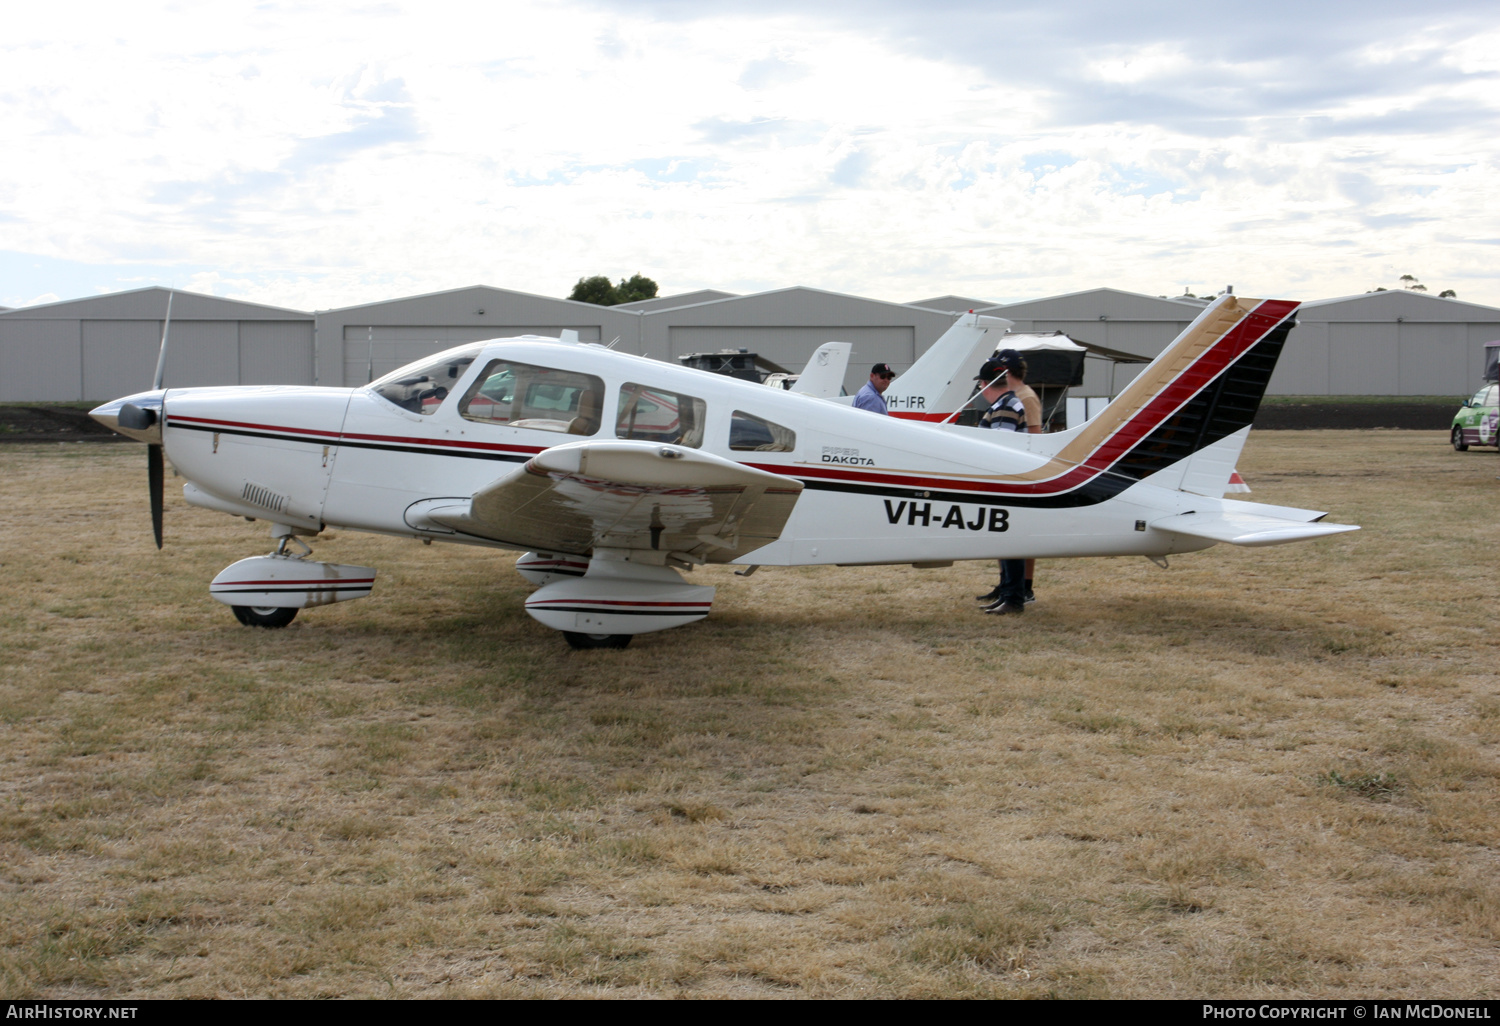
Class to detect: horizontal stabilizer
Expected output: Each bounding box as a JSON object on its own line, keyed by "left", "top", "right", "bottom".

{"left": 1151, "top": 509, "right": 1360, "bottom": 548}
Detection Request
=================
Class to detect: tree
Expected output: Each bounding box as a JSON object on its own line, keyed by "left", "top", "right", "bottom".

{"left": 569, "top": 275, "right": 619, "bottom": 306}
{"left": 567, "top": 273, "right": 661, "bottom": 306}
{"left": 1368, "top": 274, "right": 1453, "bottom": 297}
{"left": 615, "top": 273, "right": 659, "bottom": 304}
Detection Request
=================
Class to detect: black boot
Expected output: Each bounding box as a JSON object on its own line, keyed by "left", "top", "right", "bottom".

{"left": 976, "top": 585, "right": 1002, "bottom": 603}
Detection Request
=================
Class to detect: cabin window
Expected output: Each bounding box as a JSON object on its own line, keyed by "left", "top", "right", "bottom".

{"left": 369, "top": 349, "right": 480, "bottom": 415}
{"left": 729, "top": 411, "right": 796, "bottom": 452}
{"left": 457, "top": 359, "right": 605, "bottom": 435}
{"left": 615, "top": 383, "right": 707, "bottom": 448}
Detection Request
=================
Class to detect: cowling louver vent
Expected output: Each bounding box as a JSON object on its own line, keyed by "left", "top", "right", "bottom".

{"left": 241, "top": 483, "right": 287, "bottom": 513}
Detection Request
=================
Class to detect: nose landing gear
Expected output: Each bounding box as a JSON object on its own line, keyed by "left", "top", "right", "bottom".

{"left": 210, "top": 524, "right": 377, "bottom": 629}
{"left": 232, "top": 605, "right": 299, "bottom": 629}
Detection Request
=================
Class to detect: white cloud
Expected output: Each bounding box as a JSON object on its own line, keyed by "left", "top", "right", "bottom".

{"left": 0, "top": 0, "right": 1496, "bottom": 309}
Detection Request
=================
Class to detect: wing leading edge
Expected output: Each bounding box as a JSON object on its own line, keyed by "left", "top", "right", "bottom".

{"left": 412, "top": 440, "right": 804, "bottom": 563}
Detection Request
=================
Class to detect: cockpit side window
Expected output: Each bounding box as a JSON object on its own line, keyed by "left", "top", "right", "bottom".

{"left": 729, "top": 411, "right": 796, "bottom": 452}
{"left": 458, "top": 358, "right": 605, "bottom": 435}
{"left": 615, "top": 383, "right": 706, "bottom": 448}
{"left": 369, "top": 350, "right": 479, "bottom": 415}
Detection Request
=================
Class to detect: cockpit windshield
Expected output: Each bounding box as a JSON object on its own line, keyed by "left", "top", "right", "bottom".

{"left": 368, "top": 347, "right": 482, "bottom": 415}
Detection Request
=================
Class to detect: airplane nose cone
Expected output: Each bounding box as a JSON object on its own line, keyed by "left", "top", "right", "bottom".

{"left": 91, "top": 390, "right": 165, "bottom": 443}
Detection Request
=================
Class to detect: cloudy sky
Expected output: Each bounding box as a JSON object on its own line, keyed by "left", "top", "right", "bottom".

{"left": 2, "top": 0, "right": 1496, "bottom": 310}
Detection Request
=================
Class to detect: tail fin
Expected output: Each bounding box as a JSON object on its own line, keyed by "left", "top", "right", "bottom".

{"left": 790, "top": 342, "right": 851, "bottom": 399}
{"left": 882, "top": 311, "right": 1013, "bottom": 419}
{"left": 973, "top": 295, "right": 1298, "bottom": 507}
{"left": 1089, "top": 294, "right": 1298, "bottom": 483}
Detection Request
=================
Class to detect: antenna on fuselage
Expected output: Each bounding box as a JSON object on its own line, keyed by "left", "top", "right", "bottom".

{"left": 940, "top": 372, "right": 1007, "bottom": 426}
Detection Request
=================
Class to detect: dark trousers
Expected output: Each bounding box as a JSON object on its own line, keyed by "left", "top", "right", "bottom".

{"left": 999, "top": 559, "right": 1026, "bottom": 607}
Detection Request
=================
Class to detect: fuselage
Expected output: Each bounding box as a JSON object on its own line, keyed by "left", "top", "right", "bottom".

{"left": 137, "top": 337, "right": 1216, "bottom": 565}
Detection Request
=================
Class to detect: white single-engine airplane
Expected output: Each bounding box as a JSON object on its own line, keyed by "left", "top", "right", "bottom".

{"left": 92, "top": 294, "right": 1357, "bottom": 649}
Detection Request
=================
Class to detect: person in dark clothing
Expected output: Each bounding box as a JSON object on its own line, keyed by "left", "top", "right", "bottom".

{"left": 971, "top": 351, "right": 1040, "bottom": 615}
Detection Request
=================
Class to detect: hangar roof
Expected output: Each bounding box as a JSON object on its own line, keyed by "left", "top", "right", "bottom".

{"left": 982, "top": 287, "right": 1207, "bottom": 320}
{"left": 319, "top": 283, "right": 626, "bottom": 316}
{"left": 615, "top": 290, "right": 738, "bottom": 312}
{"left": 0, "top": 286, "right": 311, "bottom": 320}
{"left": 1298, "top": 290, "right": 1500, "bottom": 321}
{"left": 905, "top": 295, "right": 998, "bottom": 313}
{"left": 642, "top": 285, "right": 957, "bottom": 324}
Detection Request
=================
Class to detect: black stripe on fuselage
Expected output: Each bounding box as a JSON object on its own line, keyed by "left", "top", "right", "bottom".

{"left": 168, "top": 420, "right": 531, "bottom": 463}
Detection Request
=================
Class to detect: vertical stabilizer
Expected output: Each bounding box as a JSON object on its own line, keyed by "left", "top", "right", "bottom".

{"left": 791, "top": 342, "right": 852, "bottom": 399}
{"left": 881, "top": 311, "right": 1013, "bottom": 420}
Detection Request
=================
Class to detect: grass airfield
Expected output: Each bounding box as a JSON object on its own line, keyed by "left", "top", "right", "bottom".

{"left": 1, "top": 430, "right": 1496, "bottom": 998}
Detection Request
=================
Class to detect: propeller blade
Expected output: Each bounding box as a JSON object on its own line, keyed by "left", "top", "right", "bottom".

{"left": 148, "top": 443, "right": 164, "bottom": 549}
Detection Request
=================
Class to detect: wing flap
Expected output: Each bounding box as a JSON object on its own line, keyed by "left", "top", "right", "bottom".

{"left": 1152, "top": 509, "right": 1360, "bottom": 548}
{"left": 427, "top": 440, "right": 803, "bottom": 562}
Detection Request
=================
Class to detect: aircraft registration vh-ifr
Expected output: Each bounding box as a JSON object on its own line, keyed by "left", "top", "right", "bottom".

{"left": 91, "top": 294, "right": 1358, "bottom": 649}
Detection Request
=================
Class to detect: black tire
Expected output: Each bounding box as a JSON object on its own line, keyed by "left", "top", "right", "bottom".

{"left": 1452, "top": 426, "right": 1469, "bottom": 452}
{"left": 562, "top": 631, "right": 632, "bottom": 650}
{"left": 232, "top": 605, "right": 298, "bottom": 629}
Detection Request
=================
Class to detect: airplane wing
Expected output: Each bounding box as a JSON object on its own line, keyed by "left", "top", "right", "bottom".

{"left": 1151, "top": 509, "right": 1359, "bottom": 547}
{"left": 409, "top": 440, "right": 804, "bottom": 563}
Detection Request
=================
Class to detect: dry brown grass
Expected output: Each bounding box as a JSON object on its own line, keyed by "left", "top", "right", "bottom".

{"left": 0, "top": 431, "right": 1496, "bottom": 998}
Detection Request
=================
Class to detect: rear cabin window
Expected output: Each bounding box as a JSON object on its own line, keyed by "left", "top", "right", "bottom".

{"left": 615, "top": 383, "right": 707, "bottom": 448}
{"left": 458, "top": 359, "right": 605, "bottom": 435}
{"left": 369, "top": 350, "right": 479, "bottom": 415}
{"left": 729, "top": 411, "right": 796, "bottom": 452}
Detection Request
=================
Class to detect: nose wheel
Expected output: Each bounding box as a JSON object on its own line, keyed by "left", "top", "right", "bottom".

{"left": 231, "top": 605, "right": 298, "bottom": 629}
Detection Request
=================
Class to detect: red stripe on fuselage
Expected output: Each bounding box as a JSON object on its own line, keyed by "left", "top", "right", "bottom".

{"left": 168, "top": 414, "right": 548, "bottom": 457}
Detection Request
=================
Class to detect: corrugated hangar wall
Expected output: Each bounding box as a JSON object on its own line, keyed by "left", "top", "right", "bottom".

{"left": 987, "top": 289, "right": 1500, "bottom": 397}
{"left": 339, "top": 324, "right": 604, "bottom": 386}
{"left": 665, "top": 325, "right": 916, "bottom": 375}
{"left": 316, "top": 286, "right": 638, "bottom": 387}
{"left": 1267, "top": 293, "right": 1500, "bottom": 396}
{"left": 0, "top": 287, "right": 314, "bottom": 402}
{"left": 642, "top": 288, "right": 956, "bottom": 394}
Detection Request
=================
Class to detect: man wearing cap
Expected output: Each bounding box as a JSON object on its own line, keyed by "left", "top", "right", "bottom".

{"left": 852, "top": 363, "right": 897, "bottom": 415}
{"left": 974, "top": 350, "right": 1041, "bottom": 615}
